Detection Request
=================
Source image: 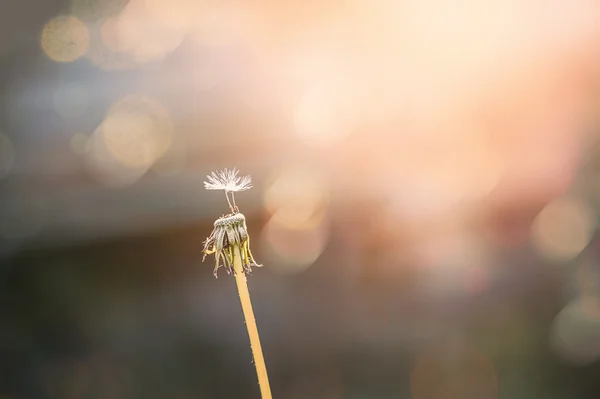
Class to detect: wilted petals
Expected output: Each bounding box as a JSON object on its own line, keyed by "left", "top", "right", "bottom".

{"left": 202, "top": 213, "right": 262, "bottom": 277}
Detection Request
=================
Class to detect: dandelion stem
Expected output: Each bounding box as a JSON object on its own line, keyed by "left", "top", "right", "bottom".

{"left": 231, "top": 192, "right": 238, "bottom": 212}
{"left": 233, "top": 247, "right": 272, "bottom": 399}
{"left": 224, "top": 191, "right": 234, "bottom": 213}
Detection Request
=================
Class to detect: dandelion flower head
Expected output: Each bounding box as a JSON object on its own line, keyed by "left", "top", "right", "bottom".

{"left": 204, "top": 168, "right": 253, "bottom": 192}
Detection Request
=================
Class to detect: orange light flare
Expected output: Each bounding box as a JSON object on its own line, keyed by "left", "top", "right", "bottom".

{"left": 273, "top": 0, "right": 600, "bottom": 248}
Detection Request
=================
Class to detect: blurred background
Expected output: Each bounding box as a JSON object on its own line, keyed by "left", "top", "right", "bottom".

{"left": 2, "top": 0, "right": 600, "bottom": 398}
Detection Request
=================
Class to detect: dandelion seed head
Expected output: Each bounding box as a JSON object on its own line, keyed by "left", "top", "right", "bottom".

{"left": 204, "top": 168, "right": 253, "bottom": 192}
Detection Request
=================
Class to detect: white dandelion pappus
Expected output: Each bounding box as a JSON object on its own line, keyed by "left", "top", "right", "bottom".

{"left": 204, "top": 168, "right": 253, "bottom": 192}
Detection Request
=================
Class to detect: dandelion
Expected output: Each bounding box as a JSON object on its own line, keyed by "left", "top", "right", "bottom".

{"left": 204, "top": 168, "right": 252, "bottom": 213}
{"left": 202, "top": 168, "right": 272, "bottom": 399}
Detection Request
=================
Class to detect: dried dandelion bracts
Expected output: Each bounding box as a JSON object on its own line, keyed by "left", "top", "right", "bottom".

{"left": 202, "top": 212, "right": 262, "bottom": 277}
{"left": 202, "top": 168, "right": 272, "bottom": 399}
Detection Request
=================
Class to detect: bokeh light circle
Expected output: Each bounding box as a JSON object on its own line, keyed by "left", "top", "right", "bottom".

{"left": 96, "top": 0, "right": 192, "bottom": 66}
{"left": 261, "top": 216, "right": 330, "bottom": 274}
{"left": 83, "top": 94, "right": 172, "bottom": 188}
{"left": 263, "top": 166, "right": 329, "bottom": 229}
{"left": 41, "top": 15, "right": 90, "bottom": 63}
{"left": 85, "top": 126, "right": 149, "bottom": 188}
{"left": 261, "top": 165, "right": 331, "bottom": 273}
{"left": 101, "top": 94, "right": 174, "bottom": 168}
{"left": 531, "top": 195, "right": 595, "bottom": 262}
{"left": 551, "top": 298, "right": 600, "bottom": 366}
